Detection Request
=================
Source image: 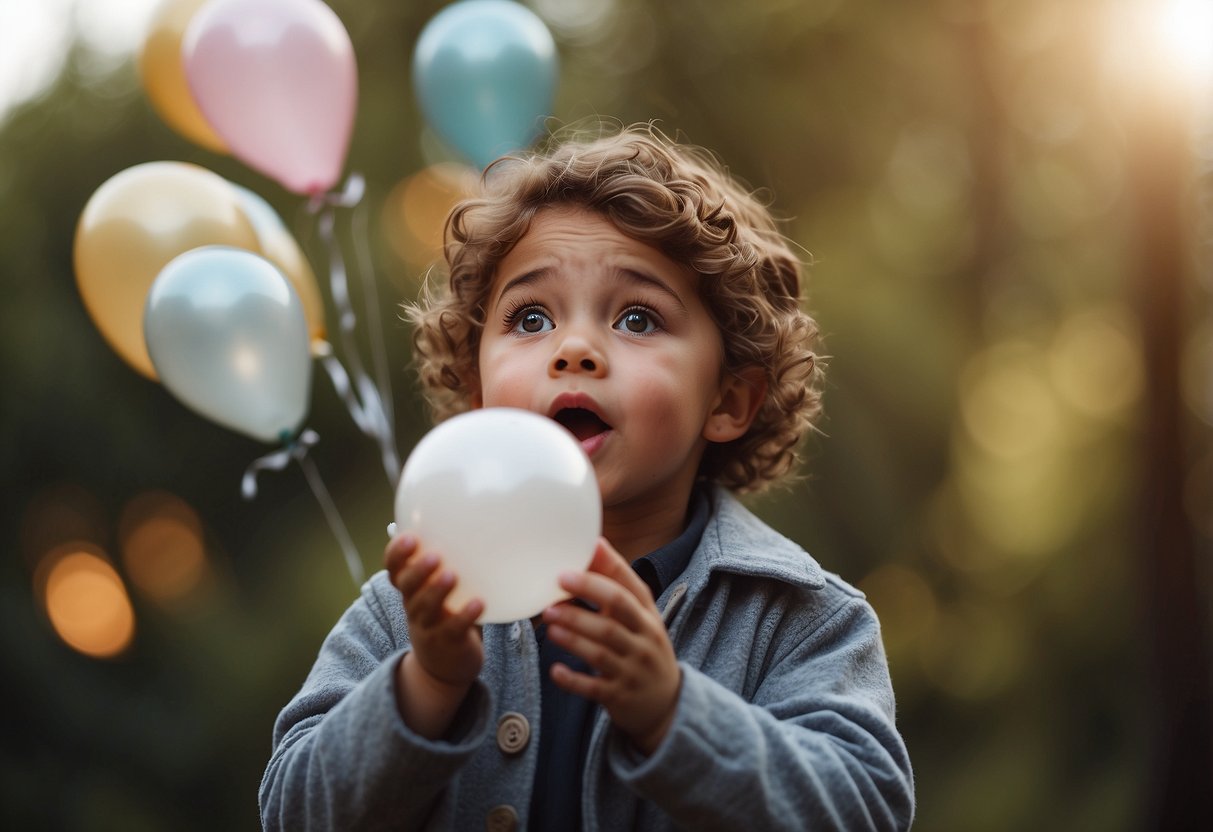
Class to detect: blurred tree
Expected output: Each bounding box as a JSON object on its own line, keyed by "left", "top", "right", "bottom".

{"left": 1127, "top": 59, "right": 1213, "bottom": 830}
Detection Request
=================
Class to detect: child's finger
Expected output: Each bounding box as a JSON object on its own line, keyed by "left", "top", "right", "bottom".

{"left": 393, "top": 552, "right": 440, "bottom": 599}
{"left": 546, "top": 622, "right": 625, "bottom": 676}
{"left": 384, "top": 533, "right": 419, "bottom": 575}
{"left": 440, "top": 597, "right": 485, "bottom": 634}
{"left": 408, "top": 567, "right": 458, "bottom": 628}
{"left": 586, "top": 538, "right": 657, "bottom": 605}
{"left": 543, "top": 602, "right": 634, "bottom": 656}
{"left": 550, "top": 661, "right": 607, "bottom": 703}
{"left": 558, "top": 569, "right": 646, "bottom": 633}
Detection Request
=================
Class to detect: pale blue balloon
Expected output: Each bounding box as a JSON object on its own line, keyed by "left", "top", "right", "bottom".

{"left": 145, "top": 246, "right": 312, "bottom": 444}
{"left": 413, "top": 0, "right": 558, "bottom": 169}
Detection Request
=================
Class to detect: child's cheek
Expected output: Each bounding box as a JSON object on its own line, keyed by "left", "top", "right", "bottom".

{"left": 476, "top": 353, "right": 530, "bottom": 409}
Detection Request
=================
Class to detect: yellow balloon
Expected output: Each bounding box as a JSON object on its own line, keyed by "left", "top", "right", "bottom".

{"left": 139, "top": 0, "right": 227, "bottom": 153}
{"left": 228, "top": 184, "right": 327, "bottom": 345}
{"left": 74, "top": 162, "right": 260, "bottom": 379}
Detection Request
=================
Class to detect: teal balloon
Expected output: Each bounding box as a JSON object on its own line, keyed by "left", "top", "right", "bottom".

{"left": 413, "top": 0, "right": 558, "bottom": 169}
{"left": 145, "top": 246, "right": 311, "bottom": 444}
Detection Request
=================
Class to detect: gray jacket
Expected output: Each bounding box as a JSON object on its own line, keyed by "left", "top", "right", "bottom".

{"left": 260, "top": 490, "right": 914, "bottom": 831}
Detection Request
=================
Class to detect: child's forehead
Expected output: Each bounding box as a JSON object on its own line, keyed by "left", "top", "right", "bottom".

{"left": 502, "top": 206, "right": 681, "bottom": 269}
{"left": 514, "top": 205, "right": 629, "bottom": 247}
{"left": 486, "top": 207, "right": 696, "bottom": 301}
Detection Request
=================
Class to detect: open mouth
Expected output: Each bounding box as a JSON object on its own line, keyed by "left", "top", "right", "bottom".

{"left": 553, "top": 407, "right": 612, "bottom": 442}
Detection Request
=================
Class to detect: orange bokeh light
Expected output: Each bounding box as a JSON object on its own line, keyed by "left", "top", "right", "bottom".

{"left": 119, "top": 491, "right": 208, "bottom": 604}
{"left": 382, "top": 163, "right": 479, "bottom": 273}
{"left": 39, "top": 545, "right": 135, "bottom": 659}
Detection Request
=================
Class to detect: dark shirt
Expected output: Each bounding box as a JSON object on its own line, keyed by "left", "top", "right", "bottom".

{"left": 528, "top": 489, "right": 711, "bottom": 831}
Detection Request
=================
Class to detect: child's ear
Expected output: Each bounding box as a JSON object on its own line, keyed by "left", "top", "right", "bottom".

{"left": 703, "top": 366, "right": 767, "bottom": 443}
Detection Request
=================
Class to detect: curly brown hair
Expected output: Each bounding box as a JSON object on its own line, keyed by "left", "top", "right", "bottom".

{"left": 405, "top": 124, "right": 823, "bottom": 493}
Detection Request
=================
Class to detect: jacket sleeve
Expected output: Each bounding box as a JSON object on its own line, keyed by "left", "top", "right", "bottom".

{"left": 259, "top": 573, "right": 492, "bottom": 832}
{"left": 606, "top": 592, "right": 914, "bottom": 831}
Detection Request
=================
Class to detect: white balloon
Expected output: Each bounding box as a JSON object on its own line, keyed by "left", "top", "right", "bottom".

{"left": 394, "top": 408, "right": 601, "bottom": 623}
{"left": 145, "top": 245, "right": 312, "bottom": 443}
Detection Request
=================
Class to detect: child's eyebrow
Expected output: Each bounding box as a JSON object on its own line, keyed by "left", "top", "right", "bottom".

{"left": 617, "top": 268, "right": 688, "bottom": 313}
{"left": 493, "top": 266, "right": 689, "bottom": 312}
{"left": 496, "top": 268, "right": 551, "bottom": 300}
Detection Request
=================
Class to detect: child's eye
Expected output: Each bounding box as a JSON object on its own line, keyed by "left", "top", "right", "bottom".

{"left": 508, "top": 307, "right": 553, "bottom": 334}
{"left": 615, "top": 307, "right": 660, "bottom": 334}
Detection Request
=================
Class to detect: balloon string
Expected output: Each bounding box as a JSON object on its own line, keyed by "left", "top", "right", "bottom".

{"left": 296, "top": 450, "right": 365, "bottom": 585}
{"left": 240, "top": 429, "right": 364, "bottom": 586}
{"left": 312, "top": 177, "right": 400, "bottom": 488}
{"left": 241, "top": 429, "right": 320, "bottom": 499}
{"left": 316, "top": 349, "right": 374, "bottom": 435}
{"left": 351, "top": 196, "right": 397, "bottom": 434}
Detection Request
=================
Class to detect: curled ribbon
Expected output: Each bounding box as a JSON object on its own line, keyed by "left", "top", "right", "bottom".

{"left": 242, "top": 429, "right": 365, "bottom": 585}
{"left": 308, "top": 172, "right": 401, "bottom": 488}
{"left": 241, "top": 429, "right": 320, "bottom": 500}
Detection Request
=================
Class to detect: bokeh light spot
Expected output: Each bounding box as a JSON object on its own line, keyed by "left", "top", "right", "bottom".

{"left": 952, "top": 338, "right": 1114, "bottom": 562}
{"left": 382, "top": 163, "right": 478, "bottom": 276}
{"left": 1049, "top": 306, "right": 1143, "bottom": 418}
{"left": 119, "top": 491, "right": 208, "bottom": 604}
{"left": 954, "top": 434, "right": 1085, "bottom": 561}
{"left": 39, "top": 545, "right": 135, "bottom": 659}
{"left": 960, "top": 341, "right": 1063, "bottom": 460}
{"left": 531, "top": 0, "right": 617, "bottom": 41}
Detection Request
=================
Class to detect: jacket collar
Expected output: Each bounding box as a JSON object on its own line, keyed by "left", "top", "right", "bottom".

{"left": 683, "top": 487, "right": 826, "bottom": 592}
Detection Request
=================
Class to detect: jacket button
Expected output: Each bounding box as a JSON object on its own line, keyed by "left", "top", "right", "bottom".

{"left": 486, "top": 804, "right": 519, "bottom": 832}
{"left": 496, "top": 711, "right": 530, "bottom": 755}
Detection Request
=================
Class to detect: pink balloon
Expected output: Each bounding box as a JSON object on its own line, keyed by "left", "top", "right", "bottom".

{"left": 183, "top": 0, "right": 357, "bottom": 195}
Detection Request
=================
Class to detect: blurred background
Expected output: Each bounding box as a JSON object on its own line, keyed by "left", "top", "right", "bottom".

{"left": 2, "top": 0, "right": 1211, "bottom": 829}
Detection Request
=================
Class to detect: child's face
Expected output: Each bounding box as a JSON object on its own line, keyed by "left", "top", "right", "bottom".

{"left": 474, "top": 205, "right": 737, "bottom": 517}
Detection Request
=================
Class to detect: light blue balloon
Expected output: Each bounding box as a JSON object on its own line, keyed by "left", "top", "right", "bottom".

{"left": 413, "top": 0, "right": 558, "bottom": 169}
{"left": 145, "top": 246, "right": 312, "bottom": 444}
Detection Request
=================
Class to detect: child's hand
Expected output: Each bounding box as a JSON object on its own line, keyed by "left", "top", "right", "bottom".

{"left": 385, "top": 534, "right": 484, "bottom": 738}
{"left": 541, "top": 538, "right": 681, "bottom": 756}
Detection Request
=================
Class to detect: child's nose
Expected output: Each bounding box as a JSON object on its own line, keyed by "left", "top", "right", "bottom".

{"left": 549, "top": 334, "right": 607, "bottom": 377}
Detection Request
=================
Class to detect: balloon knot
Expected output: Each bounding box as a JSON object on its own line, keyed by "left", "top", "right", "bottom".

{"left": 306, "top": 173, "right": 365, "bottom": 214}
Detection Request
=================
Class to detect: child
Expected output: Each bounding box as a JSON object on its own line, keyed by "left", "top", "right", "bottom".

{"left": 260, "top": 124, "right": 914, "bottom": 831}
